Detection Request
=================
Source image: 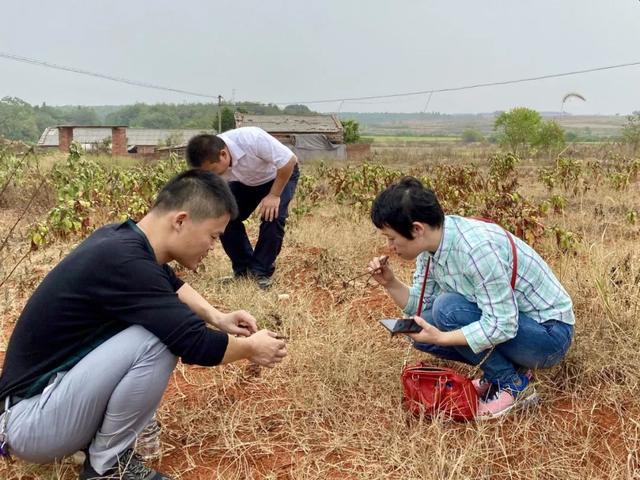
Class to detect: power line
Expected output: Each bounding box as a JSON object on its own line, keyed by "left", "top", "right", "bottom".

{"left": 421, "top": 91, "right": 434, "bottom": 113}
{"left": 2, "top": 51, "right": 639, "bottom": 108}
{"left": 274, "top": 61, "right": 640, "bottom": 105}
{"left": 0, "top": 51, "right": 218, "bottom": 100}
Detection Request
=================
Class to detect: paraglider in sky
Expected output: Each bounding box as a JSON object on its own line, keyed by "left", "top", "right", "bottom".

{"left": 561, "top": 92, "right": 586, "bottom": 114}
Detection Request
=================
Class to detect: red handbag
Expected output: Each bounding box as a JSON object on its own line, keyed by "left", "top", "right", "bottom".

{"left": 401, "top": 362, "right": 478, "bottom": 421}
{"left": 400, "top": 218, "right": 518, "bottom": 422}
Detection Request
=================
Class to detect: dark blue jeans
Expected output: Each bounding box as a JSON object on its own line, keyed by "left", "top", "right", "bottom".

{"left": 221, "top": 165, "right": 300, "bottom": 278}
{"left": 413, "top": 292, "right": 573, "bottom": 384}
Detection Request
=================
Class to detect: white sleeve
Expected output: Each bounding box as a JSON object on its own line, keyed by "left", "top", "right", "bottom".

{"left": 254, "top": 129, "right": 294, "bottom": 168}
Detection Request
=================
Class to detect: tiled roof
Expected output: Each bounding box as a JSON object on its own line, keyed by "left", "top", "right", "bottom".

{"left": 234, "top": 114, "right": 343, "bottom": 133}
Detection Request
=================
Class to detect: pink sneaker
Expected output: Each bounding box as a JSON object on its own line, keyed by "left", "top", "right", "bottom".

{"left": 473, "top": 370, "right": 533, "bottom": 399}
{"left": 476, "top": 374, "right": 538, "bottom": 419}
{"left": 472, "top": 377, "right": 491, "bottom": 397}
{"left": 477, "top": 387, "right": 518, "bottom": 418}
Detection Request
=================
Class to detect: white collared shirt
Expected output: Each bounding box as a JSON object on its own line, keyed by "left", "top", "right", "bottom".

{"left": 218, "top": 127, "right": 295, "bottom": 186}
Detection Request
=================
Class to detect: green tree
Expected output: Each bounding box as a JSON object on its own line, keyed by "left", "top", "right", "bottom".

{"left": 535, "top": 120, "right": 566, "bottom": 157}
{"left": 219, "top": 107, "right": 236, "bottom": 132}
{"left": 565, "top": 131, "right": 579, "bottom": 142}
{"left": 342, "top": 119, "right": 361, "bottom": 144}
{"left": 283, "top": 104, "right": 314, "bottom": 115}
{"left": 461, "top": 128, "right": 484, "bottom": 143}
{"left": 105, "top": 103, "right": 216, "bottom": 129}
{"left": 105, "top": 103, "right": 149, "bottom": 126}
{"left": 622, "top": 112, "right": 640, "bottom": 154}
{"left": 0, "top": 97, "right": 39, "bottom": 142}
{"left": 494, "top": 107, "right": 542, "bottom": 157}
{"left": 67, "top": 106, "right": 100, "bottom": 125}
{"left": 34, "top": 102, "right": 64, "bottom": 133}
{"left": 235, "top": 102, "right": 282, "bottom": 115}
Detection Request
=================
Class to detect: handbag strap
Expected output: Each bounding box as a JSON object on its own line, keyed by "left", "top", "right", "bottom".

{"left": 508, "top": 232, "right": 517, "bottom": 289}
{"left": 415, "top": 257, "right": 431, "bottom": 317}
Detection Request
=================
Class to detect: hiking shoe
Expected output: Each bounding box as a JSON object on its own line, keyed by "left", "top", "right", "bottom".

{"left": 476, "top": 373, "right": 538, "bottom": 419}
{"left": 255, "top": 276, "right": 273, "bottom": 290}
{"left": 78, "top": 448, "right": 173, "bottom": 480}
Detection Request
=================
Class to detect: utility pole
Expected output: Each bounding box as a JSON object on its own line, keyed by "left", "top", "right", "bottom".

{"left": 217, "top": 95, "right": 223, "bottom": 133}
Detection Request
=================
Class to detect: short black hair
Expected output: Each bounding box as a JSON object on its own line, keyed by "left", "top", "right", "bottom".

{"left": 152, "top": 169, "right": 238, "bottom": 221}
{"left": 185, "top": 134, "right": 227, "bottom": 168}
{"left": 371, "top": 176, "right": 444, "bottom": 239}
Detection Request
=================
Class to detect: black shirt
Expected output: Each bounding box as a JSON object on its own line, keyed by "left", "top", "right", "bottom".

{"left": 0, "top": 220, "right": 229, "bottom": 400}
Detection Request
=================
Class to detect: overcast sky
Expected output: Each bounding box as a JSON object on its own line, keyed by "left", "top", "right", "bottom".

{"left": 1, "top": 1, "right": 639, "bottom": 114}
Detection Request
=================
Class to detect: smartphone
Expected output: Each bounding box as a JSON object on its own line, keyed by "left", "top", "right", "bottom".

{"left": 379, "top": 318, "right": 422, "bottom": 335}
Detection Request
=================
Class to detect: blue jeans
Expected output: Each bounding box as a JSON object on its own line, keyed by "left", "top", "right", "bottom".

{"left": 221, "top": 165, "right": 300, "bottom": 278}
{"left": 413, "top": 292, "right": 573, "bottom": 384}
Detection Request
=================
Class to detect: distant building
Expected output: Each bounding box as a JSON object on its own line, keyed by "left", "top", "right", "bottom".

{"left": 235, "top": 113, "right": 349, "bottom": 161}
{"left": 37, "top": 126, "right": 214, "bottom": 156}
{"left": 37, "top": 115, "right": 370, "bottom": 160}
{"left": 234, "top": 113, "right": 344, "bottom": 143}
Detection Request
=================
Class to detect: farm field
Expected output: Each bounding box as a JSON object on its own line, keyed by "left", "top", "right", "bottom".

{"left": 364, "top": 135, "right": 460, "bottom": 144}
{"left": 354, "top": 113, "right": 627, "bottom": 139}
{"left": 1, "top": 144, "right": 639, "bottom": 479}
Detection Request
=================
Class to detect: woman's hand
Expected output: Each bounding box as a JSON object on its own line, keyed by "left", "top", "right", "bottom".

{"left": 368, "top": 255, "right": 394, "bottom": 287}
{"left": 406, "top": 316, "right": 445, "bottom": 345}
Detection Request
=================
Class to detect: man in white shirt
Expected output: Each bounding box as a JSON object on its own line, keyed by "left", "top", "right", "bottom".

{"left": 186, "top": 127, "right": 299, "bottom": 289}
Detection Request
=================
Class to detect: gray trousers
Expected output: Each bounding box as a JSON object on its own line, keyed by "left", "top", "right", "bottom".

{"left": 0, "top": 325, "right": 177, "bottom": 474}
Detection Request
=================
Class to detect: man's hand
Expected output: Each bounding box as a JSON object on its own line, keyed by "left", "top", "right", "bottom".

{"left": 216, "top": 310, "right": 258, "bottom": 337}
{"left": 407, "top": 316, "right": 445, "bottom": 345}
{"left": 368, "top": 255, "right": 395, "bottom": 287}
{"left": 258, "top": 193, "right": 281, "bottom": 221}
{"left": 247, "top": 330, "right": 288, "bottom": 367}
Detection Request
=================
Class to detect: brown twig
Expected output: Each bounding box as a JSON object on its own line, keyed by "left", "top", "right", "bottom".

{"left": 342, "top": 255, "right": 388, "bottom": 288}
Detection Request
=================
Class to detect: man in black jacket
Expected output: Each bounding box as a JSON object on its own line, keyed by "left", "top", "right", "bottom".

{"left": 0, "top": 169, "right": 287, "bottom": 480}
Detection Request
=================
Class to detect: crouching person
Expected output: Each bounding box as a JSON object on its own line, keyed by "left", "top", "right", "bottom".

{"left": 0, "top": 170, "right": 287, "bottom": 479}
{"left": 368, "top": 176, "right": 574, "bottom": 418}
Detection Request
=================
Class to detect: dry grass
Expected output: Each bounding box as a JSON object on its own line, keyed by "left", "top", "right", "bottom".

{"left": 1, "top": 151, "right": 639, "bottom": 479}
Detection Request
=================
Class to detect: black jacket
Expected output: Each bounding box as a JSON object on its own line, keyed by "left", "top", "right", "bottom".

{"left": 0, "top": 220, "right": 228, "bottom": 400}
